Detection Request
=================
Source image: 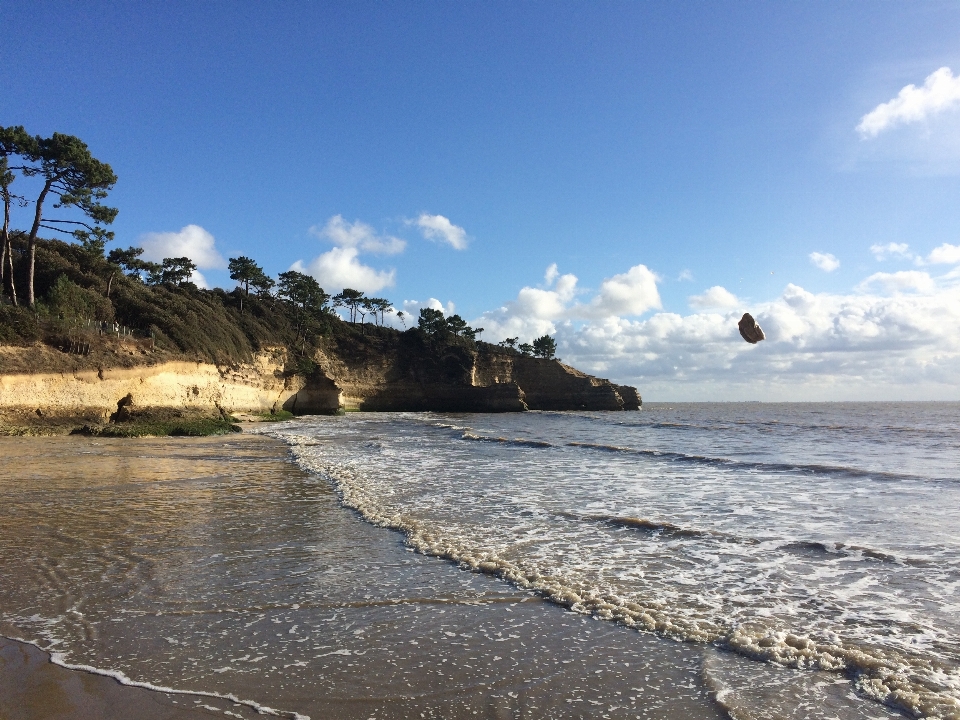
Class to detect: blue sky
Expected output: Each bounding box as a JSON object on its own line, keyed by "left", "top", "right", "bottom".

{"left": 4, "top": 1, "right": 960, "bottom": 399}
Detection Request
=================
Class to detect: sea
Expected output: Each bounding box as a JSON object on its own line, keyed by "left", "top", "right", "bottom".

{"left": 1, "top": 402, "right": 958, "bottom": 719}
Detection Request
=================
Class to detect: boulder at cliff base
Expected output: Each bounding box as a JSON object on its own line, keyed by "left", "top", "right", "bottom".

{"left": 738, "top": 313, "right": 765, "bottom": 344}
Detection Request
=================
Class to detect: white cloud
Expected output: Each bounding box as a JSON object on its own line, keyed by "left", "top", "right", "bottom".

{"left": 857, "top": 67, "right": 960, "bottom": 138}
{"left": 544, "top": 263, "right": 560, "bottom": 285}
{"left": 688, "top": 286, "right": 740, "bottom": 310}
{"left": 870, "top": 242, "right": 912, "bottom": 261}
{"left": 310, "top": 215, "right": 405, "bottom": 255}
{"left": 809, "top": 251, "right": 840, "bottom": 272}
{"left": 677, "top": 269, "right": 694, "bottom": 282}
{"left": 291, "top": 247, "right": 395, "bottom": 294}
{"left": 926, "top": 242, "right": 960, "bottom": 265}
{"left": 138, "top": 225, "right": 226, "bottom": 270}
{"left": 469, "top": 261, "right": 960, "bottom": 400}
{"left": 295, "top": 215, "right": 403, "bottom": 293}
{"left": 414, "top": 213, "right": 468, "bottom": 250}
{"left": 561, "top": 279, "right": 960, "bottom": 401}
{"left": 582, "top": 265, "right": 662, "bottom": 318}
{"left": 403, "top": 298, "right": 456, "bottom": 317}
{"left": 856, "top": 270, "right": 936, "bottom": 295}
{"left": 474, "top": 263, "right": 660, "bottom": 342}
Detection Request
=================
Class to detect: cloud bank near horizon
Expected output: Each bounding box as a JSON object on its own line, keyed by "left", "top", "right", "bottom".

{"left": 463, "top": 253, "right": 960, "bottom": 401}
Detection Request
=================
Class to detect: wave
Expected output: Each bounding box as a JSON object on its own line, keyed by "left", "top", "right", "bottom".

{"left": 1, "top": 634, "right": 309, "bottom": 720}
{"left": 257, "top": 421, "right": 960, "bottom": 720}
{"left": 565, "top": 514, "right": 925, "bottom": 566}
{"left": 564, "top": 441, "right": 952, "bottom": 484}
{"left": 282, "top": 457, "right": 958, "bottom": 719}
{"left": 461, "top": 432, "right": 553, "bottom": 449}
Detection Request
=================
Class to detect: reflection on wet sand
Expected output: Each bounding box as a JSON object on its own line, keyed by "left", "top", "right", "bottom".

{"left": 0, "top": 435, "right": 725, "bottom": 719}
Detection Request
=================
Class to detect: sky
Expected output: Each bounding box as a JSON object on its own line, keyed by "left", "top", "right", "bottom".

{"left": 3, "top": 1, "right": 960, "bottom": 400}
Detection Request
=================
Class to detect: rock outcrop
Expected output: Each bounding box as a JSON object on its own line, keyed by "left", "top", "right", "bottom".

{"left": 281, "top": 335, "right": 640, "bottom": 414}
{"left": 0, "top": 330, "right": 640, "bottom": 429}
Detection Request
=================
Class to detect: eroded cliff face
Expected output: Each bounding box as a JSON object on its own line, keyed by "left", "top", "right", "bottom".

{"left": 0, "top": 345, "right": 302, "bottom": 427}
{"left": 0, "top": 331, "right": 641, "bottom": 426}
{"left": 282, "top": 335, "right": 640, "bottom": 414}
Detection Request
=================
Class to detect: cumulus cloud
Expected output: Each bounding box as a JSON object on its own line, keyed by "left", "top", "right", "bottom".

{"left": 414, "top": 213, "right": 468, "bottom": 250}
{"left": 558, "top": 281, "right": 960, "bottom": 401}
{"left": 926, "top": 242, "right": 960, "bottom": 265}
{"left": 677, "top": 269, "right": 694, "bottom": 282}
{"left": 870, "top": 242, "right": 912, "bottom": 261}
{"left": 137, "top": 224, "right": 226, "bottom": 289}
{"left": 856, "top": 270, "right": 937, "bottom": 294}
{"left": 583, "top": 265, "right": 662, "bottom": 318}
{"left": 310, "top": 215, "right": 405, "bottom": 255}
{"left": 139, "top": 225, "right": 226, "bottom": 270}
{"left": 809, "top": 251, "right": 840, "bottom": 272}
{"left": 474, "top": 263, "right": 660, "bottom": 342}
{"left": 688, "top": 286, "right": 740, "bottom": 310}
{"left": 291, "top": 248, "right": 394, "bottom": 294}
{"left": 857, "top": 67, "right": 960, "bottom": 138}
{"left": 402, "top": 298, "right": 456, "bottom": 319}
{"left": 469, "top": 259, "right": 960, "bottom": 400}
{"left": 294, "top": 215, "right": 402, "bottom": 293}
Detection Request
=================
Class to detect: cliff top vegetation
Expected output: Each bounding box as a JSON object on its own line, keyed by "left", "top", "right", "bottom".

{"left": 0, "top": 125, "right": 558, "bottom": 375}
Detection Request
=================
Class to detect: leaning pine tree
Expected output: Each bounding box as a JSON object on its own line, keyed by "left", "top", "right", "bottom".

{"left": 0, "top": 126, "right": 118, "bottom": 307}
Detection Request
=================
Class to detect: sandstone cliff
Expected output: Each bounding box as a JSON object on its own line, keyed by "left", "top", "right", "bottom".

{"left": 0, "top": 328, "right": 640, "bottom": 430}
{"left": 283, "top": 331, "right": 641, "bottom": 414}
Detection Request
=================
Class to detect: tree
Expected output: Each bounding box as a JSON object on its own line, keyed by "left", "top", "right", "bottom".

{"left": 532, "top": 334, "right": 557, "bottom": 360}
{"left": 358, "top": 297, "right": 372, "bottom": 327}
{"left": 105, "top": 246, "right": 147, "bottom": 297}
{"left": 518, "top": 342, "right": 534, "bottom": 357}
{"left": 106, "top": 246, "right": 159, "bottom": 286}
{"left": 498, "top": 337, "right": 518, "bottom": 350}
{"left": 367, "top": 297, "right": 391, "bottom": 326}
{"left": 418, "top": 307, "right": 447, "bottom": 335}
{"left": 0, "top": 127, "right": 118, "bottom": 307}
{"left": 228, "top": 256, "right": 268, "bottom": 314}
{"left": 332, "top": 288, "right": 365, "bottom": 323}
{"left": 149, "top": 257, "right": 196, "bottom": 286}
{"left": 228, "top": 256, "right": 263, "bottom": 296}
{"left": 396, "top": 310, "right": 406, "bottom": 328}
{"left": 277, "top": 271, "right": 329, "bottom": 311}
{"left": 277, "top": 270, "right": 331, "bottom": 351}
{"left": 0, "top": 156, "right": 20, "bottom": 305}
{"left": 445, "top": 314, "right": 469, "bottom": 337}
{"left": 250, "top": 272, "right": 275, "bottom": 297}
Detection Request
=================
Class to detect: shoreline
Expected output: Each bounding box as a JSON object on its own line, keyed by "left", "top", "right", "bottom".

{"left": 0, "top": 433, "right": 726, "bottom": 720}
{"left": 0, "top": 635, "right": 297, "bottom": 720}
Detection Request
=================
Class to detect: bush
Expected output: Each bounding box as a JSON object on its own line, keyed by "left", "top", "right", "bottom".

{"left": 47, "top": 274, "right": 114, "bottom": 322}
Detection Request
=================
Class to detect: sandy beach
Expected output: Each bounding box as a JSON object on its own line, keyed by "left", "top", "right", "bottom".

{"left": 0, "top": 433, "right": 727, "bottom": 719}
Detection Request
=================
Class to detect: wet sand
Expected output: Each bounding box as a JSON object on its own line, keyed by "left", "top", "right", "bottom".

{"left": 0, "top": 433, "right": 727, "bottom": 719}
{"left": 0, "top": 637, "right": 241, "bottom": 719}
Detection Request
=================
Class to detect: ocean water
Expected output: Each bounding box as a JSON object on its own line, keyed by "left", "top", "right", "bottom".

{"left": 0, "top": 403, "right": 957, "bottom": 719}
{"left": 256, "top": 403, "right": 960, "bottom": 719}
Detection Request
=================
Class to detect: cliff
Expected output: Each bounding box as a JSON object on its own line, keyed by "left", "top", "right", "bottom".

{"left": 0, "top": 328, "right": 640, "bottom": 432}
{"left": 0, "top": 236, "right": 639, "bottom": 431}
{"left": 280, "top": 329, "right": 639, "bottom": 414}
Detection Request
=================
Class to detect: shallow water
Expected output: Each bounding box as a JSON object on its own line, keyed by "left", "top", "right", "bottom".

{"left": 0, "top": 434, "right": 730, "bottom": 719}
{"left": 252, "top": 403, "right": 960, "bottom": 719}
